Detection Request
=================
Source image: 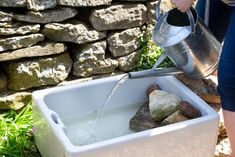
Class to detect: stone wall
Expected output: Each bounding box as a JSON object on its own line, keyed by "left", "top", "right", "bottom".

{"left": 0, "top": 0, "right": 170, "bottom": 109}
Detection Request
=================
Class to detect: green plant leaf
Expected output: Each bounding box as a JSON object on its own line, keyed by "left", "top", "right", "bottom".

{"left": 135, "top": 25, "right": 174, "bottom": 71}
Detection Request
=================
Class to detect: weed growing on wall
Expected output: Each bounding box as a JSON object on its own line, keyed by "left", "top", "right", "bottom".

{"left": 136, "top": 26, "right": 174, "bottom": 71}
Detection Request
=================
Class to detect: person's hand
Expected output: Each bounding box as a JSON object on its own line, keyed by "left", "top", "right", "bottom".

{"left": 171, "top": 0, "right": 194, "bottom": 12}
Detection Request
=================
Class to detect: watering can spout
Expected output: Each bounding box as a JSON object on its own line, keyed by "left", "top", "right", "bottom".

{"left": 128, "top": 67, "right": 183, "bottom": 79}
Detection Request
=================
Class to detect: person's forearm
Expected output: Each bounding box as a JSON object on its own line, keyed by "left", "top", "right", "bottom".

{"left": 171, "top": 0, "right": 195, "bottom": 12}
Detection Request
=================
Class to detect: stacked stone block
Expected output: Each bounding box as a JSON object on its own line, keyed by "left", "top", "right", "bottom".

{"left": 0, "top": 0, "right": 163, "bottom": 109}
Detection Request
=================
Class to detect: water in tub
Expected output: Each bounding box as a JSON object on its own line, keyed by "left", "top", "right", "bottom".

{"left": 63, "top": 75, "right": 142, "bottom": 146}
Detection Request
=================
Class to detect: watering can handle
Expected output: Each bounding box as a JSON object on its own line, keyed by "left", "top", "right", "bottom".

{"left": 156, "top": 0, "right": 195, "bottom": 33}
{"left": 186, "top": 10, "right": 195, "bottom": 33}
{"left": 155, "top": 0, "right": 162, "bottom": 21}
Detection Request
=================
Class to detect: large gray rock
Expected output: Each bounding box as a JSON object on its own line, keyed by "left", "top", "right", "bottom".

{"left": 73, "top": 40, "right": 118, "bottom": 77}
{"left": 0, "top": 42, "right": 66, "bottom": 61}
{"left": 0, "top": 92, "right": 31, "bottom": 110}
{"left": 0, "top": 0, "right": 26, "bottom": 7}
{"left": 107, "top": 27, "right": 142, "bottom": 57}
{"left": 14, "top": 7, "right": 77, "bottom": 23}
{"left": 129, "top": 103, "right": 161, "bottom": 132}
{"left": 0, "top": 24, "right": 40, "bottom": 35}
{"left": 26, "top": 0, "right": 57, "bottom": 11}
{"left": 4, "top": 52, "right": 72, "bottom": 91}
{"left": 58, "top": 0, "right": 112, "bottom": 7}
{"left": 0, "top": 33, "right": 44, "bottom": 52}
{"left": 89, "top": 3, "right": 147, "bottom": 31}
{"left": 0, "top": 70, "right": 7, "bottom": 92}
{"left": 0, "top": 10, "right": 13, "bottom": 22}
{"left": 43, "top": 21, "right": 106, "bottom": 44}
{"left": 149, "top": 90, "right": 181, "bottom": 121}
{"left": 117, "top": 49, "right": 141, "bottom": 72}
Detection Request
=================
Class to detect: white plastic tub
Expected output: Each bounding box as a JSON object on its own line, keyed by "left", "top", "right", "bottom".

{"left": 32, "top": 75, "right": 219, "bottom": 157}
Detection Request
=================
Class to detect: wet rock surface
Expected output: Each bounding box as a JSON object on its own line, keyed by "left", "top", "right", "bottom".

{"left": 162, "top": 110, "right": 189, "bottom": 125}
{"left": 129, "top": 83, "right": 202, "bottom": 132}
{"left": 178, "top": 101, "right": 201, "bottom": 119}
{"left": 146, "top": 83, "right": 161, "bottom": 95}
{"left": 129, "top": 103, "right": 161, "bottom": 132}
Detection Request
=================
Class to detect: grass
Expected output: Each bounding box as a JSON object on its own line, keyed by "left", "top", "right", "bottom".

{"left": 0, "top": 102, "right": 39, "bottom": 157}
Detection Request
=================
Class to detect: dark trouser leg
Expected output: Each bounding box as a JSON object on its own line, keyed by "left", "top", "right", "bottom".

{"left": 217, "top": 7, "right": 235, "bottom": 157}
{"left": 195, "top": 0, "right": 231, "bottom": 42}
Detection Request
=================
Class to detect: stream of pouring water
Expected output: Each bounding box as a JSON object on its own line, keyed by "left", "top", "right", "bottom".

{"left": 92, "top": 74, "right": 129, "bottom": 132}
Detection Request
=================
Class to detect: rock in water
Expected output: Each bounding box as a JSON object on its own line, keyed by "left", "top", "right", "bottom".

{"left": 146, "top": 83, "right": 161, "bottom": 95}
{"left": 149, "top": 90, "right": 181, "bottom": 121}
{"left": 162, "top": 110, "right": 189, "bottom": 125}
{"left": 178, "top": 101, "right": 201, "bottom": 119}
{"left": 129, "top": 103, "right": 161, "bottom": 132}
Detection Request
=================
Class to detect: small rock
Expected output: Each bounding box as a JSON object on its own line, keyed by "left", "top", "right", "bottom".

{"left": 146, "top": 84, "right": 161, "bottom": 95}
{"left": 162, "top": 110, "right": 189, "bottom": 125}
{"left": 129, "top": 103, "right": 161, "bottom": 132}
{"left": 178, "top": 101, "right": 201, "bottom": 119}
